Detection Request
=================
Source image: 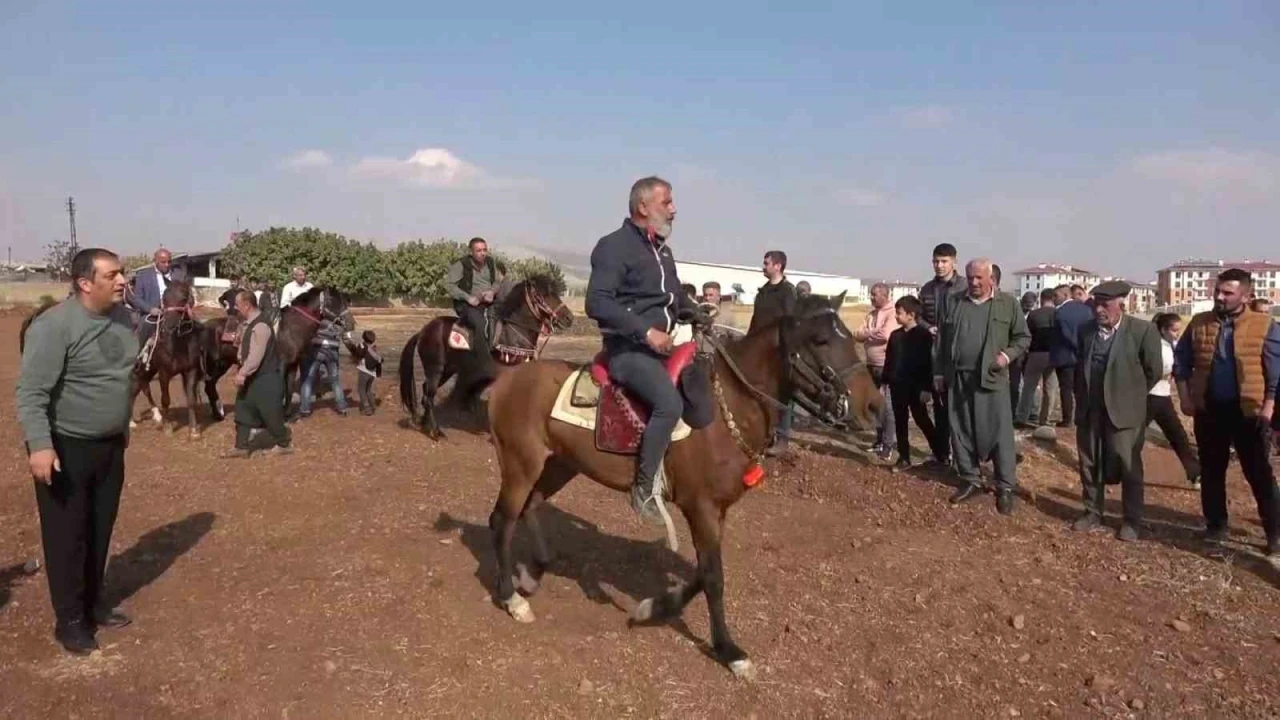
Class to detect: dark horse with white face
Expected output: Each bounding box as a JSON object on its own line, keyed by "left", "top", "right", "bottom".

{"left": 272, "top": 286, "right": 354, "bottom": 418}
{"left": 129, "top": 279, "right": 218, "bottom": 438}
{"left": 398, "top": 274, "right": 574, "bottom": 439}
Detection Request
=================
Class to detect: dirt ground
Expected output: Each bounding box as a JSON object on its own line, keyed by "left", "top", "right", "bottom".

{"left": 1, "top": 310, "right": 1278, "bottom": 719}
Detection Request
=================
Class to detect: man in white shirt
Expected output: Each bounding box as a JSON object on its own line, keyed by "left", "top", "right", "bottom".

{"left": 279, "top": 266, "right": 314, "bottom": 309}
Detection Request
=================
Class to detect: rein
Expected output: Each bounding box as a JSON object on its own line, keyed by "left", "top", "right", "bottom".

{"left": 493, "top": 283, "right": 562, "bottom": 360}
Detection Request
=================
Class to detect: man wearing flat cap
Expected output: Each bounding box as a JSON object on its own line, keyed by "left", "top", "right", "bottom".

{"left": 1072, "top": 280, "right": 1163, "bottom": 541}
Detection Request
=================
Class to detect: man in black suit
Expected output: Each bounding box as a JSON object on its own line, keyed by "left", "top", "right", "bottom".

{"left": 1072, "top": 281, "right": 1163, "bottom": 541}
{"left": 1050, "top": 283, "right": 1093, "bottom": 428}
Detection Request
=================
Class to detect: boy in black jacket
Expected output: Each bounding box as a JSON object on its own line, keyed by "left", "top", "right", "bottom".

{"left": 884, "top": 296, "right": 948, "bottom": 471}
{"left": 343, "top": 330, "right": 383, "bottom": 416}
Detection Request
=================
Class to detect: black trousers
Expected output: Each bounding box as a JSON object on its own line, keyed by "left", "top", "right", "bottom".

{"left": 454, "top": 302, "right": 491, "bottom": 347}
{"left": 358, "top": 373, "right": 377, "bottom": 413}
{"left": 891, "top": 382, "right": 946, "bottom": 463}
{"left": 604, "top": 337, "right": 684, "bottom": 482}
{"left": 929, "top": 389, "right": 950, "bottom": 462}
{"left": 235, "top": 372, "right": 291, "bottom": 450}
{"left": 1146, "top": 395, "right": 1200, "bottom": 482}
{"left": 1193, "top": 403, "right": 1279, "bottom": 541}
{"left": 33, "top": 434, "right": 126, "bottom": 626}
{"left": 1055, "top": 365, "right": 1077, "bottom": 424}
{"left": 1009, "top": 355, "right": 1025, "bottom": 415}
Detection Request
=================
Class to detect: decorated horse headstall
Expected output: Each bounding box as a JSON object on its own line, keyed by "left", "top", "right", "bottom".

{"left": 146, "top": 303, "right": 197, "bottom": 337}
{"left": 288, "top": 289, "right": 350, "bottom": 327}
{"left": 493, "top": 283, "right": 564, "bottom": 364}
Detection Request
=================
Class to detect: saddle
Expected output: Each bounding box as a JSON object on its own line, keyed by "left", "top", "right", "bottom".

{"left": 447, "top": 312, "right": 502, "bottom": 352}
{"left": 566, "top": 343, "right": 703, "bottom": 455}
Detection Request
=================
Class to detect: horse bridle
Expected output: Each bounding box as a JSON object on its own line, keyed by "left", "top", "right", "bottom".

{"left": 289, "top": 289, "right": 349, "bottom": 326}
{"left": 704, "top": 306, "right": 854, "bottom": 428}
{"left": 496, "top": 284, "right": 563, "bottom": 355}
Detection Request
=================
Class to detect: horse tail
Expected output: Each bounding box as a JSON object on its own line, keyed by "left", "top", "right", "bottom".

{"left": 398, "top": 330, "right": 421, "bottom": 414}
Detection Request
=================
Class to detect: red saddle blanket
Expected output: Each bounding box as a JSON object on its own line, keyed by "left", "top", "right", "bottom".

{"left": 588, "top": 343, "right": 697, "bottom": 455}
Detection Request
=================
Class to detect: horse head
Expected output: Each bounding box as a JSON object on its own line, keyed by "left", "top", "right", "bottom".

{"left": 499, "top": 273, "right": 574, "bottom": 333}
{"left": 776, "top": 291, "right": 858, "bottom": 427}
{"left": 292, "top": 286, "right": 355, "bottom": 331}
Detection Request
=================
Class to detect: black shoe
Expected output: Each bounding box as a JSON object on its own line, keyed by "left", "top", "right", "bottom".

{"left": 92, "top": 607, "right": 131, "bottom": 629}
{"left": 1265, "top": 539, "right": 1278, "bottom": 558}
{"left": 1014, "top": 421, "right": 1035, "bottom": 431}
{"left": 890, "top": 459, "right": 913, "bottom": 474}
{"left": 1117, "top": 524, "right": 1140, "bottom": 542}
{"left": 1073, "top": 512, "right": 1102, "bottom": 532}
{"left": 54, "top": 619, "right": 98, "bottom": 655}
{"left": 629, "top": 477, "right": 666, "bottom": 527}
{"left": 1055, "top": 421, "right": 1074, "bottom": 429}
{"left": 996, "top": 491, "right": 1015, "bottom": 515}
{"left": 949, "top": 483, "right": 982, "bottom": 505}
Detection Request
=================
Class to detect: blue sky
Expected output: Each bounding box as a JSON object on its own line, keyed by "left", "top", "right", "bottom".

{"left": 2, "top": 1, "right": 1277, "bottom": 280}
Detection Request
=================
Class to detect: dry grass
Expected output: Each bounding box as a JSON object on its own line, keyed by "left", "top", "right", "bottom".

{"left": 0, "top": 282, "right": 65, "bottom": 308}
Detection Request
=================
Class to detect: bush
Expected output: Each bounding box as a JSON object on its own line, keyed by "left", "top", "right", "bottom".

{"left": 219, "top": 228, "right": 567, "bottom": 304}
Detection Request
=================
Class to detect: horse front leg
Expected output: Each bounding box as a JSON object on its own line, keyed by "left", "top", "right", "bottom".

{"left": 183, "top": 370, "right": 201, "bottom": 439}
{"left": 205, "top": 370, "right": 224, "bottom": 422}
{"left": 420, "top": 364, "right": 451, "bottom": 441}
{"left": 159, "top": 371, "right": 174, "bottom": 434}
{"left": 690, "top": 502, "right": 753, "bottom": 680}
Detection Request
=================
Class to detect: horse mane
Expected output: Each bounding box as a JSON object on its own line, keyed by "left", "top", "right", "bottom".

{"left": 495, "top": 274, "right": 558, "bottom": 319}
{"left": 161, "top": 279, "right": 193, "bottom": 307}
{"left": 291, "top": 286, "right": 323, "bottom": 307}
{"left": 19, "top": 298, "right": 59, "bottom": 355}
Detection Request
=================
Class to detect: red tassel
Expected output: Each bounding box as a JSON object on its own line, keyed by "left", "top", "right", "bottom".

{"left": 743, "top": 464, "right": 765, "bottom": 488}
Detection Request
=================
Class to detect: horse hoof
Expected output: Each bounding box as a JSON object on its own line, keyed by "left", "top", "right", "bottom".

{"left": 729, "top": 659, "right": 757, "bottom": 682}
{"left": 189, "top": 430, "right": 201, "bottom": 440}
{"left": 129, "top": 420, "right": 137, "bottom": 429}
{"left": 514, "top": 566, "right": 540, "bottom": 596}
{"left": 163, "top": 425, "right": 175, "bottom": 436}
{"left": 150, "top": 408, "right": 163, "bottom": 424}
{"left": 503, "top": 594, "right": 535, "bottom": 623}
{"left": 630, "top": 598, "right": 654, "bottom": 623}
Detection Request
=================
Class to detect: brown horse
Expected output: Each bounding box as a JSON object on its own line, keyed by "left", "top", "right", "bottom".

{"left": 130, "top": 280, "right": 212, "bottom": 437}
{"left": 482, "top": 292, "right": 859, "bottom": 679}
{"left": 398, "top": 274, "right": 574, "bottom": 439}
{"left": 273, "top": 287, "right": 354, "bottom": 418}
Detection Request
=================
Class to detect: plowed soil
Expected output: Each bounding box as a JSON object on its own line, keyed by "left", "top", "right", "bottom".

{"left": 1, "top": 311, "right": 1277, "bottom": 718}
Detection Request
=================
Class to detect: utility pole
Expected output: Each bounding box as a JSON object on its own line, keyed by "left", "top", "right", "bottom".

{"left": 66, "top": 196, "right": 77, "bottom": 256}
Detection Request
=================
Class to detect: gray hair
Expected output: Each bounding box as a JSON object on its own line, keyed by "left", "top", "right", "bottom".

{"left": 628, "top": 176, "right": 672, "bottom": 216}
{"left": 292, "top": 265, "right": 306, "bottom": 275}
{"left": 965, "top": 258, "right": 993, "bottom": 274}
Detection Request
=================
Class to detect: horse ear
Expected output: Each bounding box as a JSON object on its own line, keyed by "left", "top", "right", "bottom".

{"left": 829, "top": 291, "right": 847, "bottom": 310}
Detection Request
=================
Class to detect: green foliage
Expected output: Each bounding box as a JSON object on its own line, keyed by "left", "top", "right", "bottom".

{"left": 506, "top": 256, "right": 567, "bottom": 295}
{"left": 388, "top": 239, "right": 469, "bottom": 303}
{"left": 218, "top": 227, "right": 567, "bottom": 304}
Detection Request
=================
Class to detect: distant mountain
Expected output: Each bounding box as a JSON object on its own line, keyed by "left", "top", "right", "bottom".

{"left": 497, "top": 243, "right": 592, "bottom": 288}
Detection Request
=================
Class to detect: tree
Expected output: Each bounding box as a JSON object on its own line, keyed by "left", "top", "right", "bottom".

{"left": 120, "top": 254, "right": 153, "bottom": 272}
{"left": 44, "top": 239, "right": 73, "bottom": 280}
{"left": 505, "top": 256, "right": 567, "bottom": 295}
{"left": 388, "top": 239, "right": 469, "bottom": 303}
{"left": 219, "top": 227, "right": 394, "bottom": 300}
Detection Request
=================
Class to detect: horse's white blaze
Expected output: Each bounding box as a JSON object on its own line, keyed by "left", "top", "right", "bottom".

{"left": 504, "top": 594, "right": 535, "bottom": 623}
{"left": 729, "top": 659, "right": 757, "bottom": 681}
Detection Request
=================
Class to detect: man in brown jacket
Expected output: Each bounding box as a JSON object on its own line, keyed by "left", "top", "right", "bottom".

{"left": 1174, "top": 268, "right": 1280, "bottom": 556}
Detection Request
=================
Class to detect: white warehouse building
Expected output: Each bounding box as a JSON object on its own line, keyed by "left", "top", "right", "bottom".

{"left": 1012, "top": 263, "right": 1102, "bottom": 298}
{"left": 674, "top": 260, "right": 867, "bottom": 305}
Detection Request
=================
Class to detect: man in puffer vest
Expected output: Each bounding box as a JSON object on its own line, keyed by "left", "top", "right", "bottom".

{"left": 1174, "top": 268, "right": 1280, "bottom": 557}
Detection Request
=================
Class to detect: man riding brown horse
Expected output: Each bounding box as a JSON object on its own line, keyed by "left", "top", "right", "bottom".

{"left": 584, "top": 176, "right": 702, "bottom": 523}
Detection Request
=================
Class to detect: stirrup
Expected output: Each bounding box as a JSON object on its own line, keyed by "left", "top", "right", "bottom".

{"left": 630, "top": 467, "right": 678, "bottom": 552}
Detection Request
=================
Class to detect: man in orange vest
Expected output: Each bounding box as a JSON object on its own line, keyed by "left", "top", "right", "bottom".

{"left": 1173, "top": 268, "right": 1280, "bottom": 556}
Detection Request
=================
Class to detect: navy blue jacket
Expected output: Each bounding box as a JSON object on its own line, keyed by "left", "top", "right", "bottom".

{"left": 586, "top": 219, "right": 695, "bottom": 345}
{"left": 1050, "top": 299, "right": 1094, "bottom": 368}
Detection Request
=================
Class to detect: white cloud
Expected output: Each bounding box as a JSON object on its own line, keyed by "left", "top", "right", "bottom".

{"left": 350, "top": 147, "right": 530, "bottom": 190}
{"left": 834, "top": 187, "right": 889, "bottom": 207}
{"left": 279, "top": 149, "right": 333, "bottom": 170}
{"left": 1130, "top": 149, "right": 1278, "bottom": 197}
{"left": 900, "top": 105, "right": 957, "bottom": 129}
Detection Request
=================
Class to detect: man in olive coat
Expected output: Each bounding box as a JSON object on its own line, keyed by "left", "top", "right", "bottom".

{"left": 1072, "top": 281, "right": 1165, "bottom": 541}
{"left": 934, "top": 258, "right": 1031, "bottom": 515}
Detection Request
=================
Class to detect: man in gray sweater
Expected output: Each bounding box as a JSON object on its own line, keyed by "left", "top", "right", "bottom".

{"left": 16, "top": 248, "right": 138, "bottom": 655}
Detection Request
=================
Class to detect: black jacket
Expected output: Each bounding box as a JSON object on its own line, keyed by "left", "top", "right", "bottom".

{"left": 748, "top": 278, "right": 797, "bottom": 334}
{"left": 919, "top": 272, "right": 964, "bottom": 330}
{"left": 585, "top": 219, "right": 694, "bottom": 344}
{"left": 884, "top": 325, "right": 934, "bottom": 391}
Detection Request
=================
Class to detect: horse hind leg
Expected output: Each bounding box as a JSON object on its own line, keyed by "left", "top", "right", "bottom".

{"left": 514, "top": 457, "right": 577, "bottom": 597}
{"left": 489, "top": 442, "right": 548, "bottom": 623}
{"left": 183, "top": 370, "right": 201, "bottom": 439}
{"left": 159, "top": 372, "right": 175, "bottom": 434}
{"left": 420, "top": 364, "right": 452, "bottom": 441}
